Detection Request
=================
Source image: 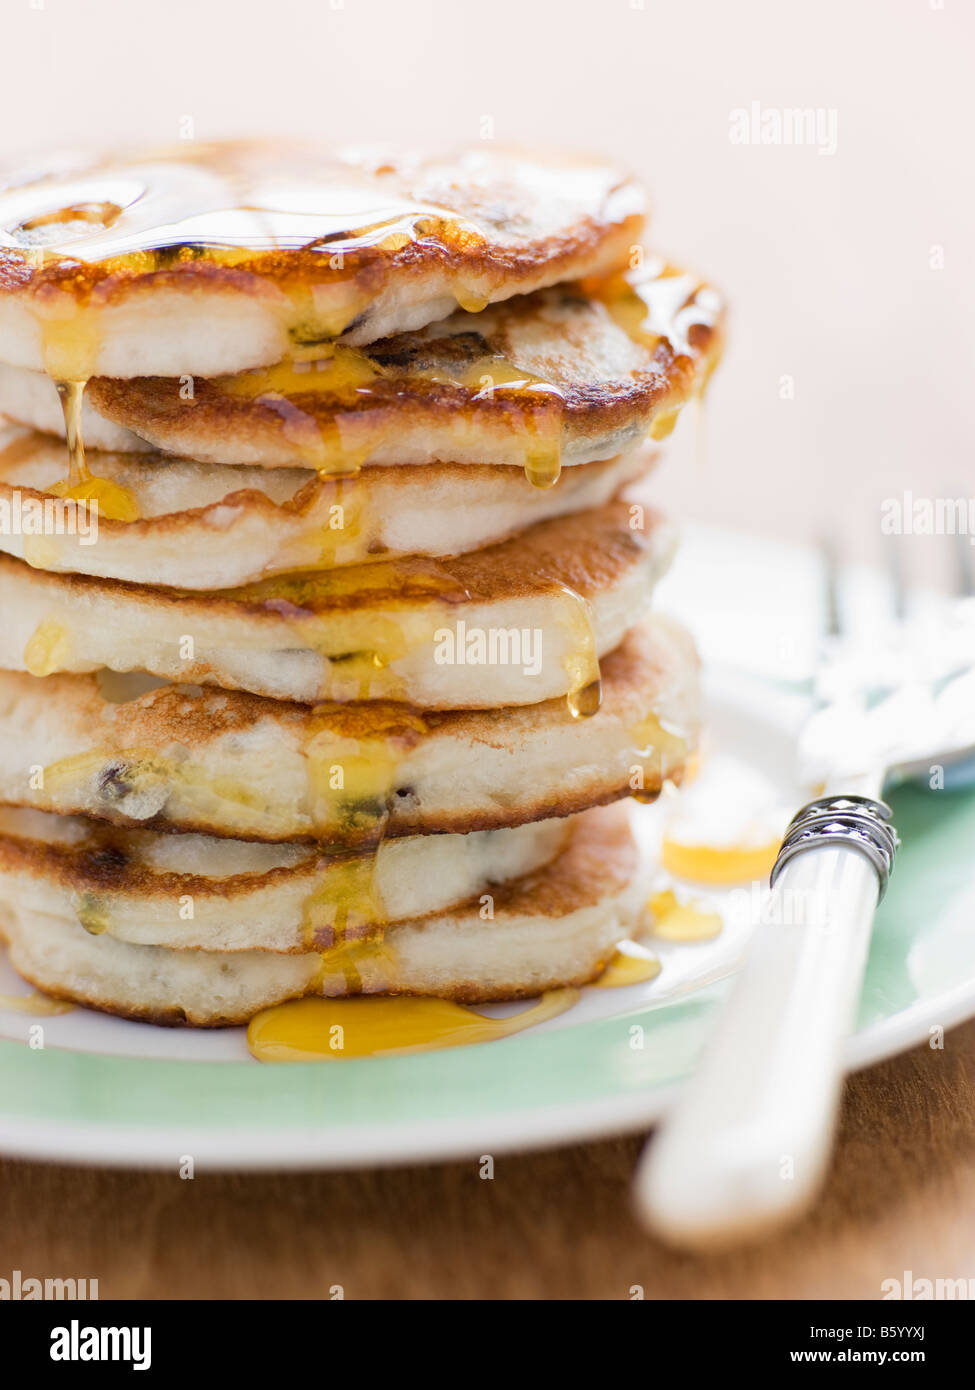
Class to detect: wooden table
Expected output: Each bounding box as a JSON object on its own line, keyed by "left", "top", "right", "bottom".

{"left": 3, "top": 1018, "right": 975, "bottom": 1300}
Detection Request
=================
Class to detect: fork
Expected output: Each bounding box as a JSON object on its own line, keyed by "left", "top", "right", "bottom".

{"left": 633, "top": 531, "right": 975, "bottom": 1249}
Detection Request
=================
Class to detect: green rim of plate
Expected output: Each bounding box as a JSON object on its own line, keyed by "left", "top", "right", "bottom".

{"left": 1, "top": 781, "right": 973, "bottom": 1141}
{"left": 0, "top": 992, "right": 718, "bottom": 1133}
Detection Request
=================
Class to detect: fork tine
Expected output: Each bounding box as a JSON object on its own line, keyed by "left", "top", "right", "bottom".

{"left": 819, "top": 533, "right": 843, "bottom": 639}
{"left": 884, "top": 530, "right": 908, "bottom": 623}
{"left": 952, "top": 524, "right": 975, "bottom": 598}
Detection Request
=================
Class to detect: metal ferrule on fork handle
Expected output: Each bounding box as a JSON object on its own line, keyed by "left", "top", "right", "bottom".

{"left": 771, "top": 795, "right": 899, "bottom": 901}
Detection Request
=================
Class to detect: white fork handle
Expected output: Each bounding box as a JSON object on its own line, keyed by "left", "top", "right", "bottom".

{"left": 634, "top": 843, "right": 880, "bottom": 1249}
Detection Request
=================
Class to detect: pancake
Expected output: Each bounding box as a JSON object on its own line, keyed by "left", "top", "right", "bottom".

{"left": 0, "top": 804, "right": 643, "bottom": 1022}
{"left": 0, "top": 425, "right": 652, "bottom": 587}
{"left": 0, "top": 802, "right": 570, "bottom": 955}
{"left": 0, "top": 261, "right": 724, "bottom": 477}
{"left": 0, "top": 617, "right": 697, "bottom": 842}
{"left": 0, "top": 142, "right": 645, "bottom": 378}
{"left": 1, "top": 499, "right": 676, "bottom": 705}
{"left": 0, "top": 372, "right": 152, "bottom": 453}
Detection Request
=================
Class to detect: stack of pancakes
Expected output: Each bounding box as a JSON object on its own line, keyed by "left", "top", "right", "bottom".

{"left": 0, "top": 143, "right": 722, "bottom": 1025}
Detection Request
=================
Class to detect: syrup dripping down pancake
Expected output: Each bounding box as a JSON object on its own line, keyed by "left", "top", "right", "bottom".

{"left": 1, "top": 499, "right": 676, "bottom": 706}
{"left": 0, "top": 261, "right": 723, "bottom": 476}
{"left": 0, "top": 618, "right": 698, "bottom": 843}
{"left": 0, "top": 800, "right": 571, "bottom": 955}
{"left": 0, "top": 804, "right": 643, "bottom": 1023}
{"left": 0, "top": 141, "right": 646, "bottom": 378}
{"left": 0, "top": 424, "right": 653, "bottom": 587}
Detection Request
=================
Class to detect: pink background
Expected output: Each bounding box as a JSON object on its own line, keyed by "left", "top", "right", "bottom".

{"left": 3, "top": 0, "right": 972, "bottom": 586}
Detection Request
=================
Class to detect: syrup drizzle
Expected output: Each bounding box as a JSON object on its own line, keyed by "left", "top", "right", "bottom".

{"left": 46, "top": 379, "right": 140, "bottom": 520}
{"left": 3, "top": 151, "right": 486, "bottom": 283}
{"left": 0, "top": 141, "right": 647, "bottom": 366}
{"left": 199, "top": 257, "right": 719, "bottom": 491}
{"left": 299, "top": 709, "right": 427, "bottom": 992}
{"left": 53, "top": 379, "right": 87, "bottom": 485}
{"left": 591, "top": 939, "right": 661, "bottom": 988}
{"left": 0, "top": 990, "right": 74, "bottom": 1016}
{"left": 660, "top": 838, "right": 781, "bottom": 886}
{"left": 247, "top": 987, "right": 579, "bottom": 1061}
{"left": 627, "top": 712, "right": 692, "bottom": 802}
{"left": 247, "top": 936, "right": 669, "bottom": 1063}
{"left": 303, "top": 852, "right": 390, "bottom": 995}
{"left": 646, "top": 889, "right": 723, "bottom": 942}
{"left": 222, "top": 348, "right": 568, "bottom": 486}
{"left": 556, "top": 583, "right": 602, "bottom": 719}
{"left": 658, "top": 753, "right": 786, "bottom": 887}
{"left": 23, "top": 617, "right": 71, "bottom": 676}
